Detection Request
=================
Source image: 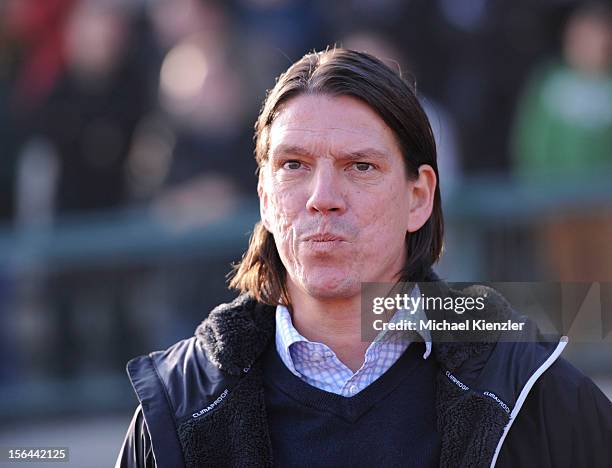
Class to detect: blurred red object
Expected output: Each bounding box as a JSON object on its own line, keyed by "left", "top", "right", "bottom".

{"left": 4, "top": 0, "right": 77, "bottom": 110}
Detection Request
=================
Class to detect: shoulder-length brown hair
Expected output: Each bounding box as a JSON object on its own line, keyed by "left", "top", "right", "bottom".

{"left": 229, "top": 48, "right": 444, "bottom": 306}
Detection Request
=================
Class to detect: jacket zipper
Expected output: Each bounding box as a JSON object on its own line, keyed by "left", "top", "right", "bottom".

{"left": 489, "top": 336, "right": 569, "bottom": 467}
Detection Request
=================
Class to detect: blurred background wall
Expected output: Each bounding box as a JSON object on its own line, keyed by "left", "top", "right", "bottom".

{"left": 0, "top": 0, "right": 611, "bottom": 466}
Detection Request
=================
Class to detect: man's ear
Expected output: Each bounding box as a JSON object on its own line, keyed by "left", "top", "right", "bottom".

{"left": 258, "top": 167, "right": 273, "bottom": 233}
{"left": 406, "top": 164, "right": 436, "bottom": 233}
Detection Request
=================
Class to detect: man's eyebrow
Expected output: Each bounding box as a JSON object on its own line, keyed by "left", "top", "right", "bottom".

{"left": 338, "top": 149, "right": 391, "bottom": 161}
{"left": 270, "top": 144, "right": 391, "bottom": 161}
{"left": 269, "top": 144, "right": 312, "bottom": 159}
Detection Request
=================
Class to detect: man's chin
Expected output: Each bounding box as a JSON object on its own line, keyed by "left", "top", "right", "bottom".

{"left": 300, "top": 276, "right": 361, "bottom": 300}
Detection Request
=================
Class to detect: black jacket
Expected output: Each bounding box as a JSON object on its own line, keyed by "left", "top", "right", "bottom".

{"left": 116, "top": 283, "right": 612, "bottom": 468}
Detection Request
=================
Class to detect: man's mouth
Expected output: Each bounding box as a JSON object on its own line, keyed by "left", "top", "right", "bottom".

{"left": 303, "top": 233, "right": 346, "bottom": 242}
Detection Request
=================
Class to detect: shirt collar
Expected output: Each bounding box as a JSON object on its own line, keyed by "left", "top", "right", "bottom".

{"left": 275, "top": 303, "right": 309, "bottom": 376}
{"left": 373, "top": 284, "right": 432, "bottom": 359}
{"left": 275, "top": 284, "right": 432, "bottom": 363}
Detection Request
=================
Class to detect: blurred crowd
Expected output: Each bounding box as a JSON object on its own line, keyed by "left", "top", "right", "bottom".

{"left": 0, "top": 0, "right": 609, "bottom": 228}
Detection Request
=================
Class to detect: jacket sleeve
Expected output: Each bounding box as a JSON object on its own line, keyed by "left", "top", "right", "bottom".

{"left": 498, "top": 357, "right": 612, "bottom": 468}
{"left": 115, "top": 405, "right": 157, "bottom": 468}
{"left": 571, "top": 375, "right": 612, "bottom": 467}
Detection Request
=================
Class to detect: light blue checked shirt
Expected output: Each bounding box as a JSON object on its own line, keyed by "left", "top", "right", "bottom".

{"left": 275, "top": 285, "right": 432, "bottom": 397}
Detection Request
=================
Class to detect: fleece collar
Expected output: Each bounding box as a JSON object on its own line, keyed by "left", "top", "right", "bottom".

{"left": 196, "top": 295, "right": 276, "bottom": 376}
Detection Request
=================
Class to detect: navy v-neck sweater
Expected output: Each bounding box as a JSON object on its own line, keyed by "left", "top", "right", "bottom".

{"left": 262, "top": 340, "right": 441, "bottom": 467}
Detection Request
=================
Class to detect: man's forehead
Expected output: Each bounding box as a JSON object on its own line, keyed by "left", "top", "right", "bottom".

{"left": 270, "top": 94, "right": 388, "bottom": 132}
{"left": 267, "top": 95, "right": 400, "bottom": 159}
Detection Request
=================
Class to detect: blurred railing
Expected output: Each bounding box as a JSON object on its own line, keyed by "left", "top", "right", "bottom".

{"left": 1, "top": 174, "right": 611, "bottom": 420}
{"left": 0, "top": 199, "right": 261, "bottom": 272}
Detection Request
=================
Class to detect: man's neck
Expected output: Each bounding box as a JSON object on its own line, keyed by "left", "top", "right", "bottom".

{"left": 286, "top": 286, "right": 369, "bottom": 373}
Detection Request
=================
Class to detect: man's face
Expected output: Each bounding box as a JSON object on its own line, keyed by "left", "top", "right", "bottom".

{"left": 259, "top": 94, "right": 427, "bottom": 300}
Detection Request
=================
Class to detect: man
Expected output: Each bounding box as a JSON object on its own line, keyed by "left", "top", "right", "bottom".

{"left": 116, "top": 49, "right": 612, "bottom": 467}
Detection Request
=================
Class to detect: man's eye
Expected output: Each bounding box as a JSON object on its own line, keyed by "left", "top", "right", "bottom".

{"left": 282, "top": 160, "right": 302, "bottom": 170}
{"left": 353, "top": 162, "right": 374, "bottom": 172}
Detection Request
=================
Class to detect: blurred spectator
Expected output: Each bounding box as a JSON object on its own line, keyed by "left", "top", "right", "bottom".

{"left": 144, "top": 0, "right": 259, "bottom": 228}
{"left": 18, "top": 0, "right": 150, "bottom": 218}
{"left": 235, "top": 0, "right": 329, "bottom": 103}
{"left": 0, "top": 0, "right": 76, "bottom": 222}
{"left": 512, "top": 2, "right": 612, "bottom": 179}
{"left": 511, "top": 2, "right": 612, "bottom": 281}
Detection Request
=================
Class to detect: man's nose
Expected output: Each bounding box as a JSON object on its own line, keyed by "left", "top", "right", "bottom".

{"left": 305, "top": 165, "right": 346, "bottom": 214}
